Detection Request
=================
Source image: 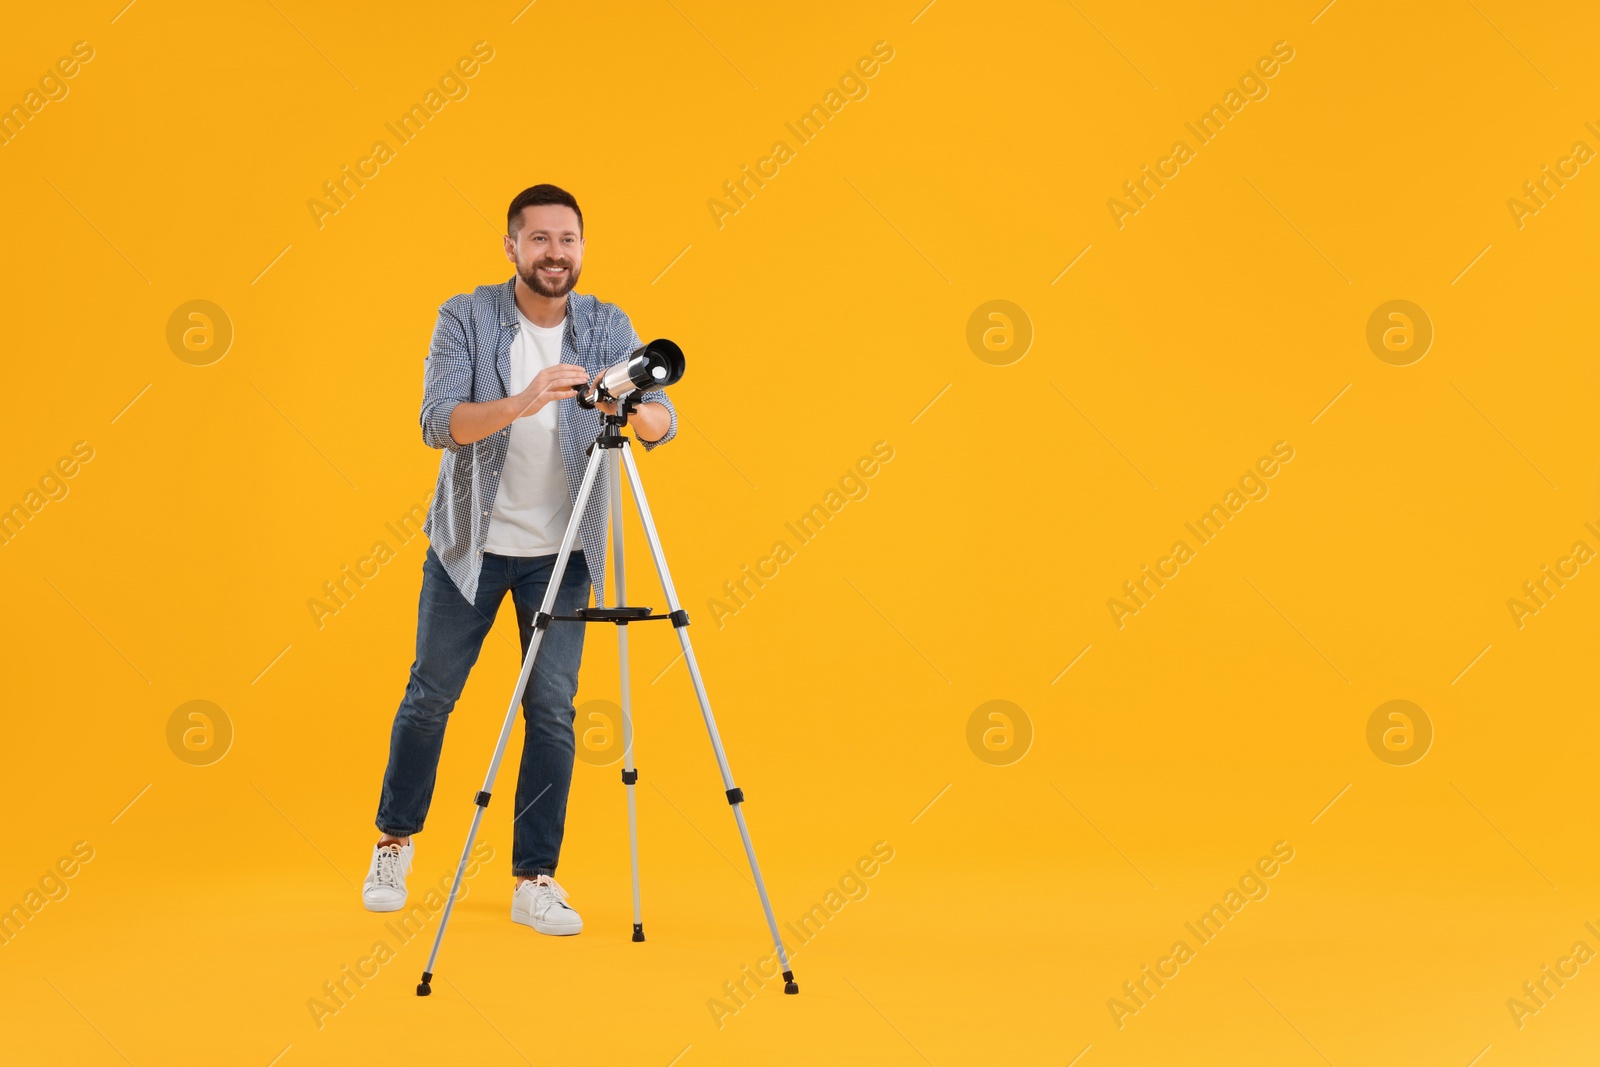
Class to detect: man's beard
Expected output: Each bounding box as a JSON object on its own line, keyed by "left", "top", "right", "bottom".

{"left": 518, "top": 256, "right": 581, "bottom": 298}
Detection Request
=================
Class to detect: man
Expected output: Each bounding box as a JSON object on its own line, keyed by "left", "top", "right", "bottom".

{"left": 363, "top": 184, "right": 677, "bottom": 936}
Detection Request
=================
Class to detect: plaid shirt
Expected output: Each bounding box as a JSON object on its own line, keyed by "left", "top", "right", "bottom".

{"left": 419, "top": 277, "right": 677, "bottom": 605}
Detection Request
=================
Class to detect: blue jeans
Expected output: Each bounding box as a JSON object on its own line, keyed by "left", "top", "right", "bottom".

{"left": 376, "top": 545, "right": 590, "bottom": 877}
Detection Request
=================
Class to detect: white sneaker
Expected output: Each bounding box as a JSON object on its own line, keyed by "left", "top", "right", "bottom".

{"left": 511, "top": 875, "right": 582, "bottom": 935}
{"left": 362, "top": 841, "right": 413, "bottom": 912}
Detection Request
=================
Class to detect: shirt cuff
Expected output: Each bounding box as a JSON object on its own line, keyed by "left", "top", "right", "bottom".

{"left": 422, "top": 401, "right": 463, "bottom": 452}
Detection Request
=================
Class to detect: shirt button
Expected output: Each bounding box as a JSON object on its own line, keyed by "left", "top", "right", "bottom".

{"left": 482, "top": 510, "right": 488, "bottom": 516}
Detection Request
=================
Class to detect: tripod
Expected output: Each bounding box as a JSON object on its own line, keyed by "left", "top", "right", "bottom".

{"left": 417, "top": 397, "right": 798, "bottom": 997}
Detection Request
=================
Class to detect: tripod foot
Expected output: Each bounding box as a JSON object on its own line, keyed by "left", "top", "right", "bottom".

{"left": 782, "top": 970, "right": 799, "bottom": 995}
{"left": 632, "top": 923, "right": 646, "bottom": 942}
{"left": 416, "top": 971, "right": 433, "bottom": 997}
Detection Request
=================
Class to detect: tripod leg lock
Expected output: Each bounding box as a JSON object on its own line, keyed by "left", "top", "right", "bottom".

{"left": 474, "top": 791, "right": 491, "bottom": 808}
{"left": 621, "top": 768, "right": 638, "bottom": 785}
{"left": 725, "top": 787, "right": 744, "bottom": 805}
{"left": 669, "top": 609, "right": 690, "bottom": 628}
{"left": 534, "top": 611, "right": 553, "bottom": 631}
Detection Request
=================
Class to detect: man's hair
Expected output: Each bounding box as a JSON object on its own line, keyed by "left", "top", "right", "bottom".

{"left": 507, "top": 184, "right": 583, "bottom": 236}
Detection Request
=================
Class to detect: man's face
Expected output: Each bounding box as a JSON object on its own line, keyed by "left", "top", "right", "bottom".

{"left": 505, "top": 204, "right": 584, "bottom": 298}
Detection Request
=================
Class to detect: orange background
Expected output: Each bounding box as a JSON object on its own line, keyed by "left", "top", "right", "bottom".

{"left": 2, "top": 1, "right": 1598, "bottom": 1064}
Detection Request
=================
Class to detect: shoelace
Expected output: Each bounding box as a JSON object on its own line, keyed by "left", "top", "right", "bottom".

{"left": 525, "top": 875, "right": 571, "bottom": 911}
{"left": 372, "top": 845, "right": 405, "bottom": 887}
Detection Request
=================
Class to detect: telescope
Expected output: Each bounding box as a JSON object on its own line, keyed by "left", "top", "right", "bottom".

{"left": 575, "top": 339, "right": 685, "bottom": 409}
{"left": 420, "top": 327, "right": 800, "bottom": 1001}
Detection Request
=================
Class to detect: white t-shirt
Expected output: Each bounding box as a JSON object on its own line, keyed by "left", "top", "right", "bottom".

{"left": 483, "top": 309, "right": 574, "bottom": 556}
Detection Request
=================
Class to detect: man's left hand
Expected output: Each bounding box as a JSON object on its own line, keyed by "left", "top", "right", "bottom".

{"left": 586, "top": 369, "right": 671, "bottom": 442}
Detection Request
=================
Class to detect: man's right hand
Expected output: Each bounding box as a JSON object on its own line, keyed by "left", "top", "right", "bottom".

{"left": 445, "top": 363, "right": 593, "bottom": 447}
{"left": 512, "top": 363, "right": 591, "bottom": 418}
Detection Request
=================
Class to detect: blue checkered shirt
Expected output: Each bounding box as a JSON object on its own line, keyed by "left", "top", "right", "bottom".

{"left": 419, "top": 277, "right": 677, "bottom": 605}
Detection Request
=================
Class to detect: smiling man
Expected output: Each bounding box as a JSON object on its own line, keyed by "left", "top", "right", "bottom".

{"left": 362, "top": 183, "right": 677, "bottom": 935}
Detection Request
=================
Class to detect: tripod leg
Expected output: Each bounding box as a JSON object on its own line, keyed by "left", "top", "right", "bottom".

{"left": 417, "top": 442, "right": 608, "bottom": 997}
{"left": 618, "top": 444, "right": 799, "bottom": 995}
{"left": 612, "top": 445, "right": 645, "bottom": 942}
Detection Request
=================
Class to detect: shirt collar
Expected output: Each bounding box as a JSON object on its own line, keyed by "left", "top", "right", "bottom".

{"left": 498, "top": 275, "right": 578, "bottom": 329}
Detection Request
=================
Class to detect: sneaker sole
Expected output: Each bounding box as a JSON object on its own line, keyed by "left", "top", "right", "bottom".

{"left": 363, "top": 895, "right": 408, "bottom": 913}
{"left": 512, "top": 911, "right": 582, "bottom": 936}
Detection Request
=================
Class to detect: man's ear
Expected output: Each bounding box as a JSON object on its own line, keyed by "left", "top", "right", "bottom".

{"left": 503, "top": 233, "right": 517, "bottom": 263}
